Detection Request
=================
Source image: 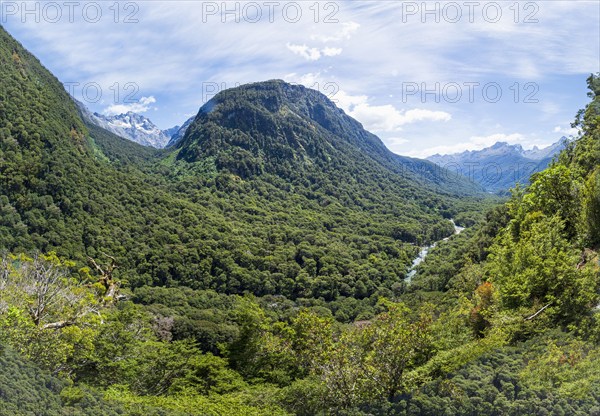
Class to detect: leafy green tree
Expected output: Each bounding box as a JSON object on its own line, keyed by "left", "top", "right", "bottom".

{"left": 488, "top": 214, "right": 598, "bottom": 324}
{"left": 581, "top": 168, "right": 600, "bottom": 247}
{"left": 359, "top": 301, "right": 435, "bottom": 401}
{"left": 526, "top": 165, "right": 581, "bottom": 237}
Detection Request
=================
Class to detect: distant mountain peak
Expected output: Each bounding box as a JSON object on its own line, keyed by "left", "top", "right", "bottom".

{"left": 426, "top": 139, "right": 567, "bottom": 193}
{"left": 166, "top": 116, "right": 195, "bottom": 147}
{"left": 76, "top": 102, "right": 171, "bottom": 148}
{"left": 490, "top": 141, "right": 509, "bottom": 148}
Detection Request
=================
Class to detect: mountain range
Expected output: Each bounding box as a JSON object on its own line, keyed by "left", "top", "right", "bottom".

{"left": 76, "top": 100, "right": 195, "bottom": 149}
{"left": 2, "top": 22, "right": 600, "bottom": 416}
{"left": 0, "top": 24, "right": 484, "bottom": 300}
{"left": 426, "top": 139, "right": 568, "bottom": 193}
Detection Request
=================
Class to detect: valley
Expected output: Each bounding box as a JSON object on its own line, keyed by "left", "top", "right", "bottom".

{"left": 1, "top": 17, "right": 600, "bottom": 416}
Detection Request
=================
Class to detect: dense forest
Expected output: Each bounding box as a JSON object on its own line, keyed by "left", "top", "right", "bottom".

{"left": 1, "top": 23, "right": 600, "bottom": 415}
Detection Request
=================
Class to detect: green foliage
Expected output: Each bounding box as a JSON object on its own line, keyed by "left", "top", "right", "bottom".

{"left": 524, "top": 165, "right": 581, "bottom": 237}
{"left": 488, "top": 214, "right": 598, "bottom": 324}
{"left": 0, "top": 346, "right": 122, "bottom": 416}
{"left": 520, "top": 338, "right": 600, "bottom": 397}
{"left": 105, "top": 385, "right": 289, "bottom": 416}
{"left": 358, "top": 302, "right": 435, "bottom": 400}
{"left": 581, "top": 168, "right": 600, "bottom": 247}
{"left": 396, "top": 344, "right": 600, "bottom": 416}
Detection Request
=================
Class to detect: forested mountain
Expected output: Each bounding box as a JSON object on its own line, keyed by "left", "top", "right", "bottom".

{"left": 2, "top": 22, "right": 600, "bottom": 416}
{"left": 174, "top": 80, "right": 482, "bottom": 198}
{"left": 427, "top": 139, "right": 567, "bottom": 193}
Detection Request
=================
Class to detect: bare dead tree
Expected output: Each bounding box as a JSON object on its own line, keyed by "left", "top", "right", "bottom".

{"left": 87, "top": 252, "right": 121, "bottom": 302}
{"left": 3, "top": 254, "right": 93, "bottom": 330}
{"left": 23, "top": 253, "right": 74, "bottom": 326}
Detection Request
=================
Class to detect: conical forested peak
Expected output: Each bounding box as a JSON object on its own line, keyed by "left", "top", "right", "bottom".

{"left": 176, "top": 80, "right": 399, "bottom": 178}
{"left": 175, "top": 80, "right": 480, "bottom": 196}
{"left": 207, "top": 79, "right": 333, "bottom": 111}
{"left": 206, "top": 79, "right": 376, "bottom": 147}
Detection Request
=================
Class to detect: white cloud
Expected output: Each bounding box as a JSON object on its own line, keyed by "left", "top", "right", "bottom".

{"left": 384, "top": 136, "right": 409, "bottom": 146}
{"left": 333, "top": 90, "right": 369, "bottom": 111}
{"left": 350, "top": 104, "right": 451, "bottom": 132}
{"left": 103, "top": 96, "right": 157, "bottom": 116}
{"left": 334, "top": 91, "right": 451, "bottom": 132}
{"left": 322, "top": 47, "right": 343, "bottom": 57}
{"left": 553, "top": 125, "right": 580, "bottom": 137}
{"left": 283, "top": 72, "right": 321, "bottom": 88}
{"left": 286, "top": 43, "right": 342, "bottom": 61}
{"left": 286, "top": 43, "right": 321, "bottom": 61}
{"left": 401, "top": 109, "right": 452, "bottom": 124}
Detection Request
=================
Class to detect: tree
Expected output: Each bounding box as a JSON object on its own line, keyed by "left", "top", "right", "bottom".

{"left": 359, "top": 301, "right": 435, "bottom": 401}
{"left": 0, "top": 253, "right": 97, "bottom": 330}
{"left": 581, "top": 168, "right": 600, "bottom": 247}
{"left": 488, "top": 214, "right": 598, "bottom": 324}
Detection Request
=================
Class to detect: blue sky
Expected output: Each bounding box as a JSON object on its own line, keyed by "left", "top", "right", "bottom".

{"left": 2, "top": 1, "right": 598, "bottom": 157}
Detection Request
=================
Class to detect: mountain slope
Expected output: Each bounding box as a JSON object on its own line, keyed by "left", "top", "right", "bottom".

{"left": 174, "top": 80, "right": 481, "bottom": 196}
{"left": 164, "top": 124, "right": 181, "bottom": 139}
{"left": 427, "top": 139, "right": 567, "bottom": 192}
{"left": 166, "top": 116, "right": 194, "bottom": 147}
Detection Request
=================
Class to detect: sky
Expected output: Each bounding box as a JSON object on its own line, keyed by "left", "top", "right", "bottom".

{"left": 1, "top": 0, "right": 599, "bottom": 157}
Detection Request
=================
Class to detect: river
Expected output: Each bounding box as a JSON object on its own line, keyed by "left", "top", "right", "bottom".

{"left": 405, "top": 219, "right": 465, "bottom": 282}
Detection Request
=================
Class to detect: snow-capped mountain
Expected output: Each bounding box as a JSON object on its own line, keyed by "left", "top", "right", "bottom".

{"left": 426, "top": 138, "right": 568, "bottom": 193}
{"left": 76, "top": 101, "right": 171, "bottom": 148}
{"left": 93, "top": 112, "right": 171, "bottom": 148}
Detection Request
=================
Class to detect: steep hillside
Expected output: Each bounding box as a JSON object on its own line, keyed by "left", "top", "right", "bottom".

{"left": 166, "top": 115, "right": 194, "bottom": 147}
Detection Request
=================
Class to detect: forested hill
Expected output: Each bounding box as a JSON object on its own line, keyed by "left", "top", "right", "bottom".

{"left": 175, "top": 79, "right": 482, "bottom": 196}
